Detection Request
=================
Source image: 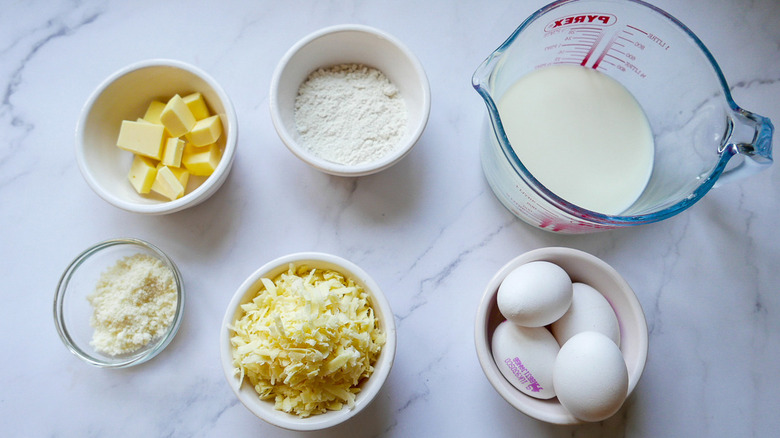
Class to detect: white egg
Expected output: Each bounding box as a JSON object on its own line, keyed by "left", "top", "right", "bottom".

{"left": 553, "top": 331, "right": 628, "bottom": 422}
{"left": 497, "top": 261, "right": 573, "bottom": 327}
{"left": 550, "top": 282, "right": 621, "bottom": 347}
{"left": 491, "top": 320, "right": 559, "bottom": 399}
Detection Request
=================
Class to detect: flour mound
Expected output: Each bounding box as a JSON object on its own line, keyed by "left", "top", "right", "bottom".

{"left": 294, "top": 64, "right": 407, "bottom": 166}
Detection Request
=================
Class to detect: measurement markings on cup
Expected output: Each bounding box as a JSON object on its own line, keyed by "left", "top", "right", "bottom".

{"left": 576, "top": 27, "right": 605, "bottom": 66}
{"left": 542, "top": 15, "right": 666, "bottom": 79}
{"left": 549, "top": 27, "right": 606, "bottom": 64}
{"left": 591, "top": 25, "right": 649, "bottom": 78}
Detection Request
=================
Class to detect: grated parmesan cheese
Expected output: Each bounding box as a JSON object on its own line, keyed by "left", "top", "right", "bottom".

{"left": 230, "top": 264, "right": 386, "bottom": 417}
{"left": 87, "top": 253, "right": 177, "bottom": 356}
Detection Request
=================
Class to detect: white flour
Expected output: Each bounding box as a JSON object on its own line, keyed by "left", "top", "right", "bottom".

{"left": 294, "top": 64, "right": 407, "bottom": 166}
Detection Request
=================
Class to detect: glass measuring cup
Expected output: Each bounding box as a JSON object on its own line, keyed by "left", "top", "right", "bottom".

{"left": 473, "top": 0, "right": 773, "bottom": 233}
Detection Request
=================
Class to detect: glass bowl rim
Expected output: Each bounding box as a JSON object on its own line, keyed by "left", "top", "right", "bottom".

{"left": 53, "top": 237, "right": 185, "bottom": 368}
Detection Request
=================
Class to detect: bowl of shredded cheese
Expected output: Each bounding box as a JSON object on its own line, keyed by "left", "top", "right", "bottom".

{"left": 54, "top": 238, "right": 185, "bottom": 368}
{"left": 220, "top": 252, "right": 397, "bottom": 430}
{"left": 269, "top": 24, "right": 430, "bottom": 176}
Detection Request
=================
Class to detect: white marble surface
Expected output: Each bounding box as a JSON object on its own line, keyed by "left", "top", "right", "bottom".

{"left": 1, "top": 0, "right": 779, "bottom": 436}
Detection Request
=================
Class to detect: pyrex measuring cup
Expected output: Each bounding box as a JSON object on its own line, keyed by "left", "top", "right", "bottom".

{"left": 474, "top": 0, "right": 773, "bottom": 233}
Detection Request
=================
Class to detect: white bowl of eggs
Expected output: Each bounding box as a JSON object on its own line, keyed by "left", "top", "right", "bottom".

{"left": 474, "top": 247, "right": 648, "bottom": 425}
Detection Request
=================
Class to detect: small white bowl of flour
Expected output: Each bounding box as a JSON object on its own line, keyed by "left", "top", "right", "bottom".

{"left": 270, "top": 24, "right": 430, "bottom": 176}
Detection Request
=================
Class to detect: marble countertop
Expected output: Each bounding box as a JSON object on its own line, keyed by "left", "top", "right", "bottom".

{"left": 2, "top": 0, "right": 778, "bottom": 436}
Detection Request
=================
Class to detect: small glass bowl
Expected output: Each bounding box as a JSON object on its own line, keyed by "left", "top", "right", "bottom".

{"left": 54, "top": 238, "right": 185, "bottom": 368}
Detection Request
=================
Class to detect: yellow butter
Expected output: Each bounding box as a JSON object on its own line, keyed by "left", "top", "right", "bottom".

{"left": 182, "top": 143, "right": 221, "bottom": 176}
{"left": 157, "top": 163, "right": 189, "bottom": 189}
{"left": 185, "top": 115, "right": 222, "bottom": 147}
{"left": 230, "top": 265, "right": 385, "bottom": 418}
{"left": 161, "top": 137, "right": 185, "bottom": 167}
{"left": 127, "top": 155, "right": 158, "bottom": 194}
{"left": 160, "top": 94, "right": 196, "bottom": 137}
{"left": 182, "top": 92, "right": 211, "bottom": 120}
{"left": 151, "top": 165, "right": 185, "bottom": 200}
{"left": 142, "top": 100, "right": 166, "bottom": 124}
{"left": 116, "top": 120, "right": 166, "bottom": 160}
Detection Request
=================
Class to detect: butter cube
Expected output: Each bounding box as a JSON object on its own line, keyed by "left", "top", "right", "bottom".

{"left": 151, "top": 165, "right": 186, "bottom": 200}
{"left": 160, "top": 94, "right": 196, "bottom": 137}
{"left": 116, "top": 120, "right": 166, "bottom": 159}
{"left": 185, "top": 115, "right": 222, "bottom": 147}
{"left": 158, "top": 163, "right": 190, "bottom": 189}
{"left": 161, "top": 137, "right": 185, "bottom": 167}
{"left": 182, "top": 92, "right": 211, "bottom": 120}
{"left": 128, "top": 155, "right": 158, "bottom": 194}
{"left": 182, "top": 143, "right": 221, "bottom": 176}
{"left": 169, "top": 165, "right": 190, "bottom": 189}
{"left": 142, "top": 100, "right": 166, "bottom": 124}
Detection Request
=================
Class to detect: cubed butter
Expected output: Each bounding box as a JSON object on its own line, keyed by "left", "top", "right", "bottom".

{"left": 157, "top": 163, "right": 190, "bottom": 189}
{"left": 161, "top": 137, "right": 185, "bottom": 167}
{"left": 185, "top": 115, "right": 223, "bottom": 147}
{"left": 151, "top": 165, "right": 185, "bottom": 200}
{"left": 182, "top": 143, "right": 221, "bottom": 176}
{"left": 182, "top": 92, "right": 211, "bottom": 120}
{"left": 116, "top": 120, "right": 166, "bottom": 160}
{"left": 160, "top": 94, "right": 196, "bottom": 137}
{"left": 142, "top": 100, "right": 166, "bottom": 124}
{"left": 128, "top": 155, "right": 158, "bottom": 194}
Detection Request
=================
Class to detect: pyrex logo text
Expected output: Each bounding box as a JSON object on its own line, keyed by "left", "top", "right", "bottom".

{"left": 544, "top": 13, "right": 616, "bottom": 32}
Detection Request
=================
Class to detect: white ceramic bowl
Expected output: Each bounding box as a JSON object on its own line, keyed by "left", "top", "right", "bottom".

{"left": 53, "top": 238, "right": 185, "bottom": 368}
{"left": 269, "top": 24, "right": 430, "bottom": 176}
{"left": 76, "top": 59, "right": 238, "bottom": 214}
{"left": 474, "top": 247, "right": 648, "bottom": 425}
{"left": 220, "top": 252, "right": 397, "bottom": 431}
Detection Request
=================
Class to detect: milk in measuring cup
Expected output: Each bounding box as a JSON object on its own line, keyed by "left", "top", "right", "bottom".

{"left": 498, "top": 65, "right": 654, "bottom": 215}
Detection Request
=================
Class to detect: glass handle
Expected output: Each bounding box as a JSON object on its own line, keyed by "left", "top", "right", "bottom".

{"left": 715, "top": 110, "right": 774, "bottom": 187}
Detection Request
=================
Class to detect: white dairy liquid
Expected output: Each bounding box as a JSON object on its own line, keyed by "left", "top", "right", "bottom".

{"left": 497, "top": 65, "right": 654, "bottom": 215}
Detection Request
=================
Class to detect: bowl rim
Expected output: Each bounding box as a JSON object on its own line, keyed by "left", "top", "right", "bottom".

{"left": 474, "top": 247, "right": 648, "bottom": 424}
{"left": 269, "top": 24, "right": 431, "bottom": 177}
{"left": 75, "top": 58, "right": 238, "bottom": 215}
{"left": 219, "top": 251, "right": 397, "bottom": 431}
{"left": 53, "top": 237, "right": 185, "bottom": 368}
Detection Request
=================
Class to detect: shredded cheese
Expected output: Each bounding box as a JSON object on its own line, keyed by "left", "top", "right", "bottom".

{"left": 230, "top": 264, "right": 386, "bottom": 417}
